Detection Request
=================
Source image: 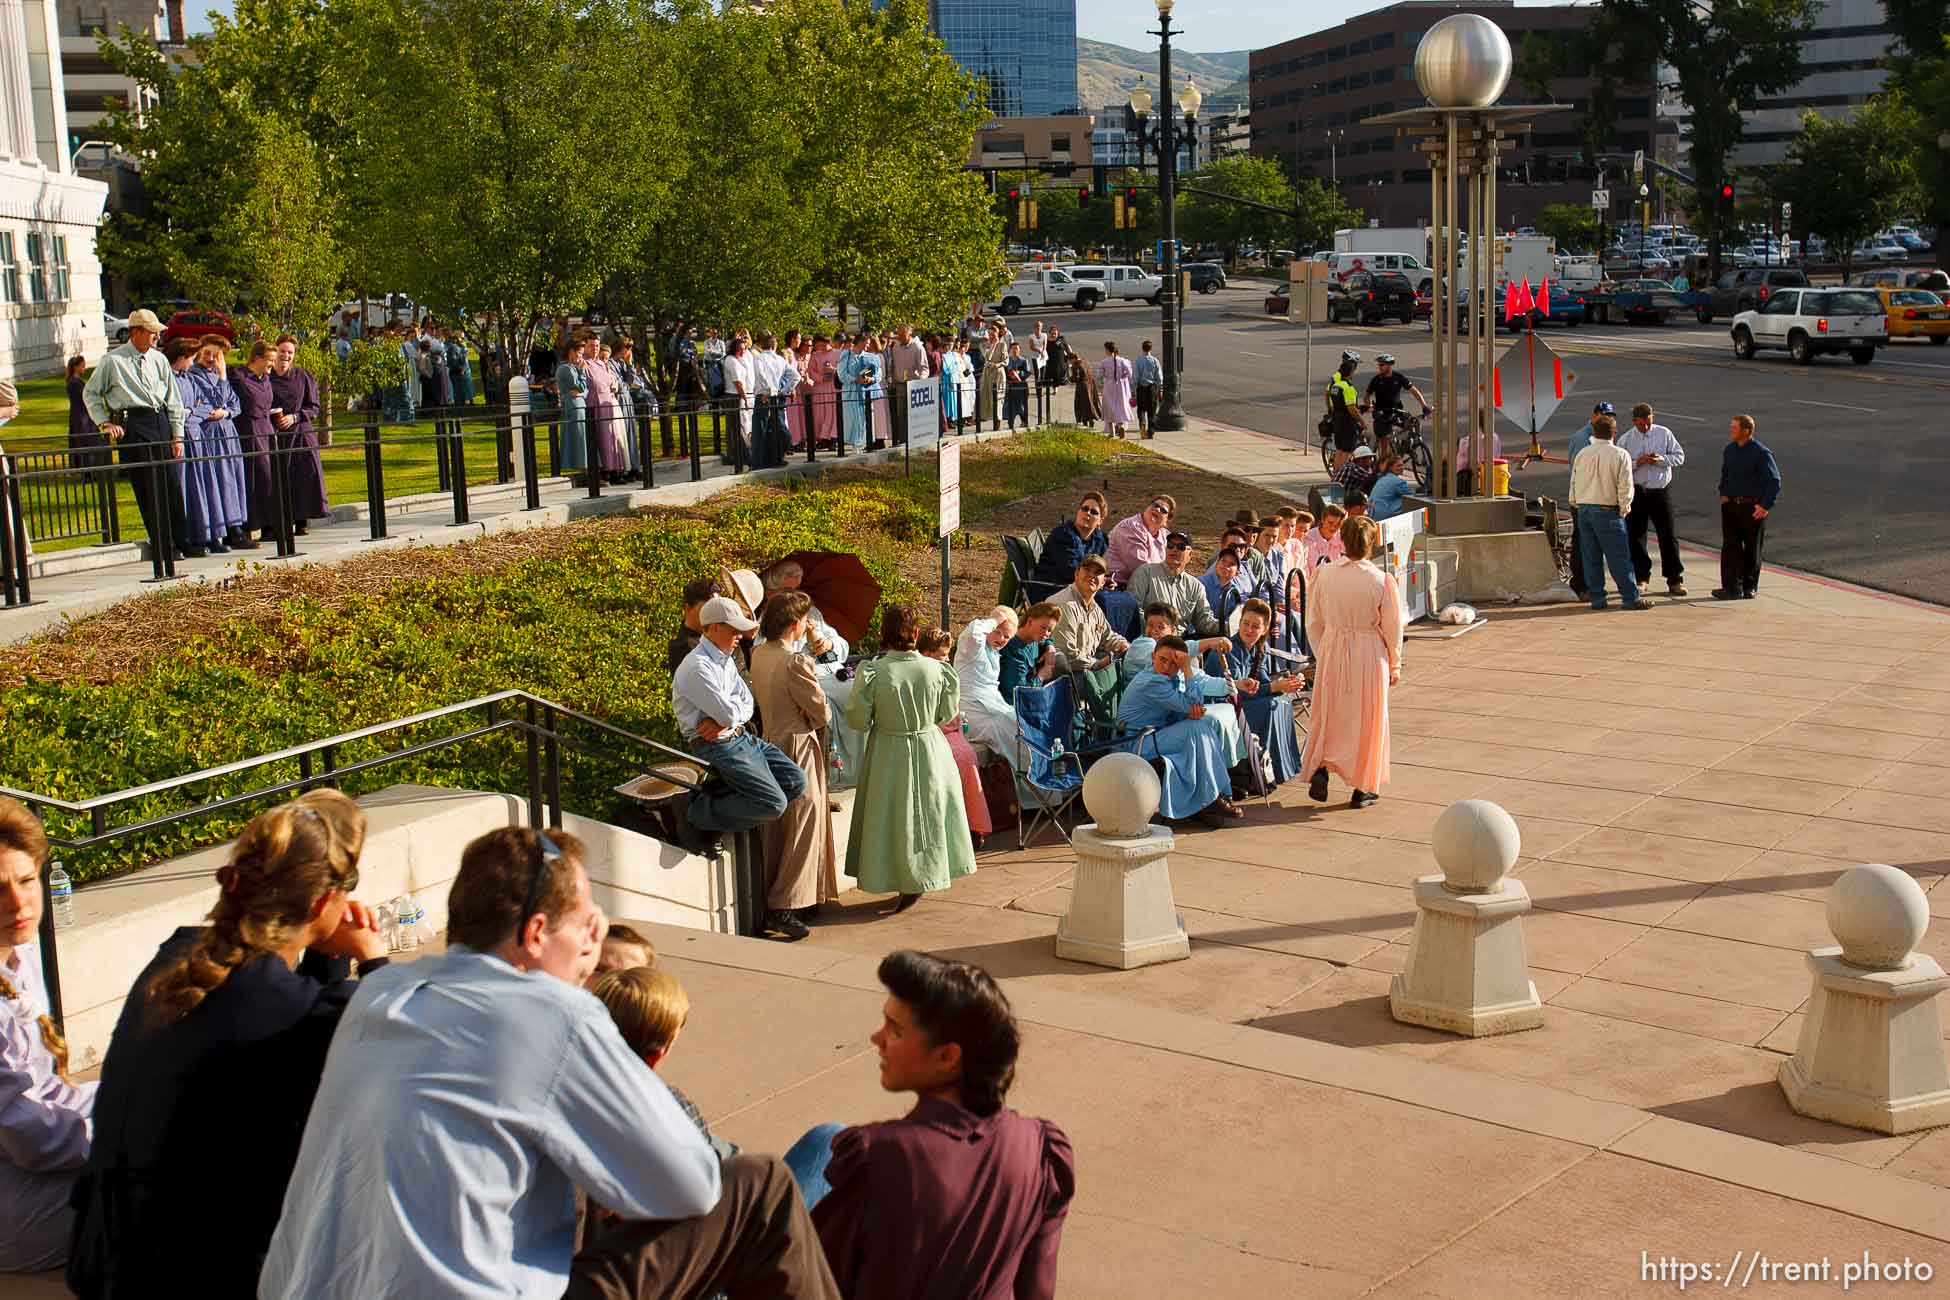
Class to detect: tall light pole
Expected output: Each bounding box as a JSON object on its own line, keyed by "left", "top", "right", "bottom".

{"left": 1326, "top": 127, "right": 1346, "bottom": 186}
{"left": 1147, "top": 0, "right": 1189, "bottom": 432}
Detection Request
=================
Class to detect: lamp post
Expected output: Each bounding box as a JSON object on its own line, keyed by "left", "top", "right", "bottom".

{"left": 1150, "top": 0, "right": 1189, "bottom": 431}
{"left": 1325, "top": 127, "right": 1346, "bottom": 185}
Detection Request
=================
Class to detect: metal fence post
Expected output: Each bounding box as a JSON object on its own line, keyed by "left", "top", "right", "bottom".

{"left": 495, "top": 405, "right": 515, "bottom": 486}
{"left": 524, "top": 698, "right": 544, "bottom": 829}
{"left": 636, "top": 407, "right": 654, "bottom": 489}
{"left": 435, "top": 413, "right": 453, "bottom": 493}
{"left": 35, "top": 855, "right": 64, "bottom": 1033}
{"left": 689, "top": 399, "right": 703, "bottom": 482}
{"left": 543, "top": 703, "right": 563, "bottom": 825}
{"left": 362, "top": 409, "right": 388, "bottom": 541}
{"left": 448, "top": 419, "right": 471, "bottom": 525}
{"left": 584, "top": 415, "right": 601, "bottom": 499}
{"left": 2, "top": 456, "right": 31, "bottom": 607}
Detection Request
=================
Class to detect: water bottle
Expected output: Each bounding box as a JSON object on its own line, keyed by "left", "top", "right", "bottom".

{"left": 374, "top": 902, "right": 398, "bottom": 953}
{"left": 407, "top": 902, "right": 435, "bottom": 950}
{"left": 828, "top": 738, "right": 844, "bottom": 783}
{"left": 48, "top": 862, "right": 74, "bottom": 929}
{"left": 393, "top": 895, "right": 422, "bottom": 952}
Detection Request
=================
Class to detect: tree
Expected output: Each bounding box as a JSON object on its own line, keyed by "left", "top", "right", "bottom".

{"left": 1292, "top": 178, "right": 1364, "bottom": 251}
{"left": 1176, "top": 156, "right": 1298, "bottom": 257}
{"left": 1777, "top": 95, "right": 1926, "bottom": 279}
{"left": 1534, "top": 202, "right": 1598, "bottom": 251}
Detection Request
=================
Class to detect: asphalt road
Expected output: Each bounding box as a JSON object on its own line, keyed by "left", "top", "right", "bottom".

{"left": 1036, "top": 282, "right": 1950, "bottom": 605}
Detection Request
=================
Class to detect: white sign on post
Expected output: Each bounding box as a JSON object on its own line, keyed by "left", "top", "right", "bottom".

{"left": 905, "top": 380, "right": 940, "bottom": 451}
{"left": 938, "top": 440, "right": 961, "bottom": 538}
{"left": 1590, "top": 188, "right": 1610, "bottom": 210}
{"left": 1377, "top": 508, "right": 1428, "bottom": 623}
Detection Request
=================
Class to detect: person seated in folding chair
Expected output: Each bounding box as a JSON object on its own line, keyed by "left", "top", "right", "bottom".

{"left": 1120, "top": 602, "right": 1248, "bottom": 773}
{"left": 1047, "top": 557, "right": 1128, "bottom": 722}
{"left": 954, "top": 607, "right": 1022, "bottom": 768}
{"left": 1115, "top": 636, "right": 1243, "bottom": 827}
{"left": 997, "top": 603, "right": 1062, "bottom": 705}
{"left": 1225, "top": 599, "right": 1307, "bottom": 790}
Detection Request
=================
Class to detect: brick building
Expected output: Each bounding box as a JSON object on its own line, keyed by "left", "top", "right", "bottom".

{"left": 1249, "top": 1, "right": 1661, "bottom": 233}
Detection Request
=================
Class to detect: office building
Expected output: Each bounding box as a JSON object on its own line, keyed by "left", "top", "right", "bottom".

{"left": 1710, "top": 0, "right": 1894, "bottom": 167}
{"left": 2, "top": 0, "right": 111, "bottom": 378}
{"left": 1248, "top": 1, "right": 1660, "bottom": 231}
{"left": 928, "top": 0, "right": 1080, "bottom": 117}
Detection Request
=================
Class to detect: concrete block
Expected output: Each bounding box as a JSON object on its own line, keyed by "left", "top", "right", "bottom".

{"left": 1431, "top": 529, "right": 1568, "bottom": 604}
{"left": 1407, "top": 494, "right": 1527, "bottom": 537}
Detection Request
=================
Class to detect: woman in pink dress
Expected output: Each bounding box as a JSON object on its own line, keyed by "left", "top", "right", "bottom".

{"left": 866, "top": 332, "right": 892, "bottom": 444}
{"left": 808, "top": 336, "right": 841, "bottom": 448}
{"left": 1300, "top": 516, "right": 1403, "bottom": 809}
{"left": 921, "top": 628, "right": 993, "bottom": 850}
{"left": 780, "top": 329, "right": 808, "bottom": 448}
{"left": 1095, "top": 340, "right": 1136, "bottom": 438}
{"left": 580, "top": 333, "right": 626, "bottom": 481}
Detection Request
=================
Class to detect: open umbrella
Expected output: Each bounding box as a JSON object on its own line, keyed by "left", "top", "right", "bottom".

{"left": 769, "top": 550, "right": 881, "bottom": 645}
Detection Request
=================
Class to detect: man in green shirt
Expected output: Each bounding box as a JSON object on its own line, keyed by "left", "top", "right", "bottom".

{"left": 82, "top": 308, "right": 187, "bottom": 557}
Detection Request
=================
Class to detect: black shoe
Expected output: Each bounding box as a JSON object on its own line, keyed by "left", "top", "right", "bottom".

{"left": 294, "top": 522, "right": 309, "bottom": 536}
{"left": 1308, "top": 769, "right": 1329, "bottom": 803}
{"left": 763, "top": 908, "right": 810, "bottom": 942}
{"left": 1711, "top": 588, "right": 1739, "bottom": 600}
{"left": 177, "top": 546, "right": 208, "bottom": 559}
{"left": 794, "top": 904, "right": 825, "bottom": 925}
{"left": 1742, "top": 590, "right": 1757, "bottom": 599}
{"left": 1351, "top": 790, "right": 1380, "bottom": 809}
{"left": 891, "top": 892, "right": 923, "bottom": 914}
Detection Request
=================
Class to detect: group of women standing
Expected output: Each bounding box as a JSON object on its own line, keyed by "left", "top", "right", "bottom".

{"left": 552, "top": 331, "right": 655, "bottom": 484}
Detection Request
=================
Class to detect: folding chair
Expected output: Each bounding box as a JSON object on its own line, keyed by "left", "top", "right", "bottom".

{"left": 1014, "top": 677, "right": 1158, "bottom": 848}
{"left": 999, "top": 535, "right": 1037, "bottom": 611}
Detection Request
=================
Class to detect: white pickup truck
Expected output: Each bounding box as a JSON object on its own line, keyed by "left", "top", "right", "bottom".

{"left": 1064, "top": 264, "right": 1164, "bottom": 304}
{"left": 988, "top": 267, "right": 1101, "bottom": 315}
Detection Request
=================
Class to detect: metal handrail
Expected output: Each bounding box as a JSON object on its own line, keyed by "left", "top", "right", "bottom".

{"left": 9, "top": 689, "right": 757, "bottom": 1031}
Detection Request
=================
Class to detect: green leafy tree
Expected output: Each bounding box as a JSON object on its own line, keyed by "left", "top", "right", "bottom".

{"left": 1292, "top": 177, "right": 1364, "bottom": 252}
{"left": 1778, "top": 95, "right": 1926, "bottom": 279}
{"left": 1175, "top": 155, "right": 1310, "bottom": 258}
{"left": 1534, "top": 202, "right": 1599, "bottom": 250}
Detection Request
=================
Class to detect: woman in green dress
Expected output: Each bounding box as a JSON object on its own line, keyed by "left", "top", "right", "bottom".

{"left": 845, "top": 603, "right": 978, "bottom": 911}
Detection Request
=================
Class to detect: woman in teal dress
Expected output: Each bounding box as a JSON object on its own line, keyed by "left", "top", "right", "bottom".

{"left": 845, "top": 603, "right": 978, "bottom": 910}
{"left": 554, "top": 337, "right": 589, "bottom": 474}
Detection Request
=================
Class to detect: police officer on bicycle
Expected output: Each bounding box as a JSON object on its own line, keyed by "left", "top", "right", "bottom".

{"left": 1324, "top": 351, "right": 1366, "bottom": 472}
{"left": 1361, "top": 354, "right": 1430, "bottom": 459}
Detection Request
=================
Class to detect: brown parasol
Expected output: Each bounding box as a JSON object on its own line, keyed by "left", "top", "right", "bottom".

{"left": 767, "top": 551, "right": 881, "bottom": 645}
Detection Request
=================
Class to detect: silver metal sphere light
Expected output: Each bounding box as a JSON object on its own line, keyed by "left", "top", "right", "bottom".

{"left": 1414, "top": 13, "right": 1513, "bottom": 108}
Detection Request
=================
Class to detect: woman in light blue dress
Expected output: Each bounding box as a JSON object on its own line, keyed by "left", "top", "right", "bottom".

{"left": 182, "top": 340, "right": 248, "bottom": 553}
{"left": 939, "top": 340, "right": 967, "bottom": 426}
{"left": 835, "top": 333, "right": 876, "bottom": 451}
{"left": 554, "top": 337, "right": 589, "bottom": 474}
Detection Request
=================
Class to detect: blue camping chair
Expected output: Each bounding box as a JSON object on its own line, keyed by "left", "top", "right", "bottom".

{"left": 1014, "top": 676, "right": 1159, "bottom": 849}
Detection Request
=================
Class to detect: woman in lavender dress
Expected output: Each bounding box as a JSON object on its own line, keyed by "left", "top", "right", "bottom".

{"left": 1095, "top": 340, "right": 1136, "bottom": 438}
{"left": 184, "top": 337, "right": 249, "bottom": 552}
{"left": 268, "top": 335, "right": 328, "bottom": 534}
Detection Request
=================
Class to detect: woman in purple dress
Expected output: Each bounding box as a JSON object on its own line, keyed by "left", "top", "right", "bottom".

{"left": 65, "top": 355, "right": 106, "bottom": 469}
{"left": 226, "top": 341, "right": 277, "bottom": 548}
{"left": 184, "top": 337, "right": 249, "bottom": 553}
{"left": 580, "top": 332, "right": 625, "bottom": 483}
{"left": 268, "top": 335, "right": 328, "bottom": 535}
{"left": 1095, "top": 340, "right": 1136, "bottom": 438}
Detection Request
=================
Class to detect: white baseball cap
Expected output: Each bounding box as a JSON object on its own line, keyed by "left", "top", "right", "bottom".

{"left": 699, "top": 595, "right": 758, "bottom": 632}
{"left": 1352, "top": 445, "right": 1375, "bottom": 459}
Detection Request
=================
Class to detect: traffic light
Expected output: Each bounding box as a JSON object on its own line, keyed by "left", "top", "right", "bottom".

{"left": 1718, "top": 182, "right": 1735, "bottom": 212}
{"left": 1122, "top": 186, "right": 1141, "bottom": 229}
{"left": 1077, "top": 185, "right": 1090, "bottom": 209}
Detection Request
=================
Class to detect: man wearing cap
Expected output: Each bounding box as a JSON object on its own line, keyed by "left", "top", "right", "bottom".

{"left": 1332, "top": 444, "right": 1381, "bottom": 494}
{"left": 1104, "top": 493, "right": 1174, "bottom": 587}
{"left": 1126, "top": 532, "right": 1224, "bottom": 641}
{"left": 1564, "top": 402, "right": 1611, "bottom": 598}
{"left": 83, "top": 308, "right": 187, "bottom": 556}
{"left": 1323, "top": 352, "right": 1365, "bottom": 472}
{"left": 671, "top": 596, "right": 808, "bottom": 853}
{"left": 1361, "top": 354, "right": 1429, "bottom": 458}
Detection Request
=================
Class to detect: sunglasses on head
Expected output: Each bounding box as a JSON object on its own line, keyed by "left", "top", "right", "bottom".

{"left": 519, "top": 831, "right": 563, "bottom": 933}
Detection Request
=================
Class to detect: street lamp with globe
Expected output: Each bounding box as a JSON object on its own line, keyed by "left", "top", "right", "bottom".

{"left": 1149, "top": 0, "right": 1188, "bottom": 432}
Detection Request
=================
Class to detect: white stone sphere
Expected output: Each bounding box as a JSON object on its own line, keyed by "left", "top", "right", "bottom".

{"left": 1827, "top": 864, "right": 1929, "bottom": 970}
{"left": 1414, "top": 14, "right": 1513, "bottom": 109}
{"left": 1432, "top": 799, "right": 1521, "bottom": 892}
{"left": 1083, "top": 752, "right": 1162, "bottom": 837}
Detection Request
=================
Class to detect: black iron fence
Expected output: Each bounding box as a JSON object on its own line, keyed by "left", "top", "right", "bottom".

{"left": 0, "top": 689, "right": 757, "bottom": 1032}
{"left": 2, "top": 371, "right": 1080, "bottom": 608}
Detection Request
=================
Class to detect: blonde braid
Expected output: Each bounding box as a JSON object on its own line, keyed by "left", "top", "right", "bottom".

{"left": 0, "top": 968, "right": 72, "bottom": 1084}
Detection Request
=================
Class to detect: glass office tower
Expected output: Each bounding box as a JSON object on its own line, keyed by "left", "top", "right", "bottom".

{"left": 928, "top": 0, "right": 1080, "bottom": 117}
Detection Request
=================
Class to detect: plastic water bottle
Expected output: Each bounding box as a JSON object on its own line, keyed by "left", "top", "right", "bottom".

{"left": 48, "top": 862, "right": 74, "bottom": 929}
{"left": 374, "top": 902, "right": 398, "bottom": 953}
{"left": 407, "top": 902, "right": 435, "bottom": 950}
{"left": 393, "top": 895, "right": 422, "bottom": 952}
{"left": 829, "top": 739, "right": 845, "bottom": 783}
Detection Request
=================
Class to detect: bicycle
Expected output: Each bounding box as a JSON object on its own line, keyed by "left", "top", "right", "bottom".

{"left": 1374, "top": 407, "right": 1436, "bottom": 494}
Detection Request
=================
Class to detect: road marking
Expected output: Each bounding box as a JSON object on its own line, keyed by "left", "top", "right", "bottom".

{"left": 1238, "top": 350, "right": 1272, "bottom": 358}
{"left": 1793, "top": 397, "right": 1878, "bottom": 413}
{"left": 1661, "top": 412, "right": 1707, "bottom": 422}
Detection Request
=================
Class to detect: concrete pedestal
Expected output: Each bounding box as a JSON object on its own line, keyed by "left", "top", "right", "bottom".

{"left": 1779, "top": 948, "right": 1950, "bottom": 1134}
{"left": 1429, "top": 529, "right": 1566, "bottom": 603}
{"left": 1056, "top": 825, "right": 1190, "bottom": 969}
{"left": 1391, "top": 874, "right": 1544, "bottom": 1036}
{"left": 1406, "top": 494, "right": 1527, "bottom": 536}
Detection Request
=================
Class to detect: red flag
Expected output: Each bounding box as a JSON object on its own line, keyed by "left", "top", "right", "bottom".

{"left": 1505, "top": 277, "right": 1533, "bottom": 321}
{"left": 1536, "top": 277, "right": 1553, "bottom": 316}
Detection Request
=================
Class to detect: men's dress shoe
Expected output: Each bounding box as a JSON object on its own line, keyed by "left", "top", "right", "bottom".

{"left": 1308, "top": 769, "right": 1330, "bottom": 803}
{"left": 1667, "top": 582, "right": 1687, "bottom": 596}
{"left": 293, "top": 522, "right": 309, "bottom": 535}
{"left": 1214, "top": 797, "right": 1245, "bottom": 819}
{"left": 1624, "top": 600, "right": 1654, "bottom": 611}
{"left": 763, "top": 909, "right": 810, "bottom": 942}
{"left": 234, "top": 536, "right": 262, "bottom": 550}
{"left": 1711, "top": 588, "right": 1738, "bottom": 600}
{"left": 178, "top": 546, "right": 208, "bottom": 559}
{"left": 1350, "top": 790, "right": 1380, "bottom": 809}
{"left": 1742, "top": 590, "right": 1757, "bottom": 599}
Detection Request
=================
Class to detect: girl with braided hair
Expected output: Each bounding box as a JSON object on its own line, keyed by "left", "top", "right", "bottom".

{"left": 0, "top": 794, "right": 95, "bottom": 1274}
{"left": 67, "top": 790, "right": 386, "bottom": 1299}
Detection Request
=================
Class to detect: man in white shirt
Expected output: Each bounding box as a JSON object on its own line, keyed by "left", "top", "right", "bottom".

{"left": 1569, "top": 413, "right": 1650, "bottom": 611}
{"left": 1617, "top": 401, "right": 1687, "bottom": 596}
{"left": 721, "top": 337, "right": 757, "bottom": 461}
{"left": 671, "top": 597, "right": 806, "bottom": 852}
{"left": 749, "top": 332, "right": 788, "bottom": 467}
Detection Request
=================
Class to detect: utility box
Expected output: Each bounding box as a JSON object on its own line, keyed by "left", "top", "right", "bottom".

{"left": 1287, "top": 259, "right": 1331, "bottom": 324}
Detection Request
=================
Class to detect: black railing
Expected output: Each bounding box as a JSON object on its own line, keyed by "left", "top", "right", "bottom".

{"left": 0, "top": 689, "right": 756, "bottom": 1031}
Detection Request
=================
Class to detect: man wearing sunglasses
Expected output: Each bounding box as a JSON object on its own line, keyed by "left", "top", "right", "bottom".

{"left": 1104, "top": 493, "right": 1176, "bottom": 587}
{"left": 1025, "top": 490, "right": 1110, "bottom": 601}
{"left": 263, "top": 827, "right": 840, "bottom": 1299}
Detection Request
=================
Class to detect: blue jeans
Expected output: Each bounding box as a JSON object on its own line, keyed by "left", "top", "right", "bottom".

{"left": 784, "top": 1123, "right": 846, "bottom": 1209}
{"left": 688, "top": 731, "right": 807, "bottom": 834}
{"left": 1577, "top": 505, "right": 1641, "bottom": 607}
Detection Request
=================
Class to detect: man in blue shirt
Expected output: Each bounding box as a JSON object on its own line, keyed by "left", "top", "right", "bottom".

{"left": 262, "top": 828, "right": 839, "bottom": 1299}
{"left": 671, "top": 596, "right": 808, "bottom": 853}
{"left": 1132, "top": 339, "right": 1163, "bottom": 436}
{"left": 1714, "top": 412, "right": 1782, "bottom": 599}
{"left": 1564, "top": 401, "right": 1610, "bottom": 597}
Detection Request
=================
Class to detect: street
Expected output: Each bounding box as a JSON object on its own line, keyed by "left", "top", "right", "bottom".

{"left": 1040, "top": 283, "right": 1950, "bottom": 604}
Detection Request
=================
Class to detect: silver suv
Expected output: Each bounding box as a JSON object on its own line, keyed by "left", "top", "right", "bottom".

{"left": 1731, "top": 288, "right": 1888, "bottom": 365}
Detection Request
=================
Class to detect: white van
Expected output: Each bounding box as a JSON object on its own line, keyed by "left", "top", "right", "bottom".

{"left": 1322, "top": 251, "right": 1426, "bottom": 281}
{"left": 1064, "top": 264, "right": 1163, "bottom": 304}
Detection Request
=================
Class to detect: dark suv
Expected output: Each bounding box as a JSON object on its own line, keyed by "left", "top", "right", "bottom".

{"left": 1183, "top": 262, "right": 1227, "bottom": 293}
{"left": 1705, "top": 268, "right": 1808, "bottom": 322}
{"left": 1329, "top": 271, "right": 1417, "bottom": 325}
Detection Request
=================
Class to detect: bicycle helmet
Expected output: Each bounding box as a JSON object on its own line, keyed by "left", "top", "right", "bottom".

{"left": 1340, "top": 350, "right": 1361, "bottom": 364}
{"left": 1375, "top": 353, "right": 1396, "bottom": 365}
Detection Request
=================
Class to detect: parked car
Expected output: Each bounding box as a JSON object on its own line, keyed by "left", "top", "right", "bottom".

{"left": 1854, "top": 240, "right": 1909, "bottom": 263}
{"left": 1183, "top": 262, "right": 1227, "bottom": 293}
{"left": 1328, "top": 271, "right": 1417, "bottom": 325}
{"left": 1877, "top": 288, "right": 1950, "bottom": 344}
{"left": 103, "top": 311, "right": 130, "bottom": 343}
{"left": 1730, "top": 287, "right": 1887, "bottom": 364}
{"left": 159, "top": 309, "right": 237, "bottom": 349}
{"left": 1065, "top": 263, "right": 1164, "bottom": 304}
{"left": 1601, "top": 279, "right": 1693, "bottom": 325}
{"left": 1264, "top": 284, "right": 1289, "bottom": 315}
{"left": 1704, "top": 268, "right": 1808, "bottom": 322}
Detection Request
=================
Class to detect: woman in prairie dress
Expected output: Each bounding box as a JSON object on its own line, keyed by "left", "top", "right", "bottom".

{"left": 1300, "top": 517, "right": 1403, "bottom": 809}
{"left": 865, "top": 333, "right": 892, "bottom": 445}
{"left": 1069, "top": 354, "right": 1100, "bottom": 426}
{"left": 808, "top": 335, "right": 841, "bottom": 448}
{"left": 581, "top": 335, "right": 625, "bottom": 481}
{"left": 920, "top": 627, "right": 992, "bottom": 850}
{"left": 835, "top": 334, "right": 875, "bottom": 452}
{"left": 938, "top": 340, "right": 967, "bottom": 428}
{"left": 226, "top": 341, "right": 279, "bottom": 547}
{"left": 779, "top": 330, "right": 808, "bottom": 449}
{"left": 1095, "top": 340, "right": 1136, "bottom": 438}
{"left": 554, "top": 337, "right": 589, "bottom": 475}
{"left": 751, "top": 593, "right": 839, "bottom": 935}
{"left": 181, "top": 338, "right": 249, "bottom": 553}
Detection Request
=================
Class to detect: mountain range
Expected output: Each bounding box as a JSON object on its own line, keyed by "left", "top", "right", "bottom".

{"left": 1076, "top": 38, "right": 1248, "bottom": 116}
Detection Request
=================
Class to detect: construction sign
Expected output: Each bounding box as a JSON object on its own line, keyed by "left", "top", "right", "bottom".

{"left": 1492, "top": 332, "right": 1578, "bottom": 435}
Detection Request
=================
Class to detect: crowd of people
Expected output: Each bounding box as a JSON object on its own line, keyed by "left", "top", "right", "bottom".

{"left": 0, "top": 792, "right": 1074, "bottom": 1297}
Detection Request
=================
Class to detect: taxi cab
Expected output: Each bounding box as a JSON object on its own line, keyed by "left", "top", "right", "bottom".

{"left": 1877, "top": 287, "right": 1950, "bottom": 344}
